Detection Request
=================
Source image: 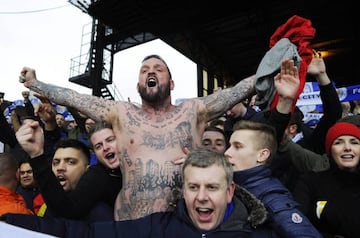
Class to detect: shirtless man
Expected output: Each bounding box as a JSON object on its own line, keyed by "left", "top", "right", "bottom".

{"left": 19, "top": 54, "right": 256, "bottom": 220}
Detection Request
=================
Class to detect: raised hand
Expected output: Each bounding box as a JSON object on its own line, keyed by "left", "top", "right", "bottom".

{"left": 307, "top": 52, "right": 330, "bottom": 85}
{"left": 307, "top": 53, "right": 326, "bottom": 76}
{"left": 15, "top": 119, "right": 44, "bottom": 158}
{"left": 274, "top": 59, "right": 300, "bottom": 100}
{"left": 33, "top": 94, "right": 56, "bottom": 121}
{"left": 19, "top": 67, "right": 37, "bottom": 89}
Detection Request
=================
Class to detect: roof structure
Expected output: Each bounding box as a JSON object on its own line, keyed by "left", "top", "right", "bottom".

{"left": 69, "top": 0, "right": 359, "bottom": 89}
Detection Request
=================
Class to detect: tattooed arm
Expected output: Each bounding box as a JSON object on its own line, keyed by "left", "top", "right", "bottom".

{"left": 199, "top": 75, "right": 256, "bottom": 121}
{"left": 19, "top": 67, "right": 117, "bottom": 122}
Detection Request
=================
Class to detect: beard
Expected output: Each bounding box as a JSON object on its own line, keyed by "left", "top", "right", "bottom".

{"left": 138, "top": 80, "right": 171, "bottom": 103}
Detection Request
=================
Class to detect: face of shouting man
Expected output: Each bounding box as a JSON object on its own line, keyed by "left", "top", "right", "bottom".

{"left": 52, "top": 139, "right": 90, "bottom": 191}
{"left": 52, "top": 142, "right": 89, "bottom": 192}
{"left": 137, "top": 56, "right": 174, "bottom": 104}
{"left": 90, "top": 127, "right": 120, "bottom": 170}
{"left": 182, "top": 163, "right": 234, "bottom": 231}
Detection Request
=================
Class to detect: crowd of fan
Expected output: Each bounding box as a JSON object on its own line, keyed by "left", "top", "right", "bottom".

{"left": 0, "top": 53, "right": 360, "bottom": 238}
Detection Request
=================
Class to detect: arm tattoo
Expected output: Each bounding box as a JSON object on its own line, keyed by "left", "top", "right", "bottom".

{"left": 202, "top": 75, "right": 256, "bottom": 120}
{"left": 31, "top": 80, "right": 114, "bottom": 121}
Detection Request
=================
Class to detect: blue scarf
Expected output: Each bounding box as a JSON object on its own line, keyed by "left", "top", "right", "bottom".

{"left": 222, "top": 201, "right": 234, "bottom": 223}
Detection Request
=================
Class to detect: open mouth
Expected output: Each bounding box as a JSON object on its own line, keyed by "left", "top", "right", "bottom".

{"left": 196, "top": 207, "right": 213, "bottom": 221}
{"left": 104, "top": 152, "right": 118, "bottom": 165}
{"left": 147, "top": 77, "right": 157, "bottom": 87}
{"left": 57, "top": 175, "right": 66, "bottom": 186}
{"left": 196, "top": 207, "right": 213, "bottom": 215}
{"left": 105, "top": 152, "right": 115, "bottom": 160}
{"left": 340, "top": 154, "right": 354, "bottom": 161}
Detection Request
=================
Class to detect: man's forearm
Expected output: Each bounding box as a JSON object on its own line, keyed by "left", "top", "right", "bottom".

{"left": 30, "top": 80, "right": 110, "bottom": 122}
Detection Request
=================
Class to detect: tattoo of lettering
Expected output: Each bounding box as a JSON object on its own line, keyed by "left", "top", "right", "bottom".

{"left": 126, "top": 111, "right": 140, "bottom": 127}
{"left": 118, "top": 158, "right": 182, "bottom": 219}
{"left": 122, "top": 150, "right": 132, "bottom": 167}
{"left": 142, "top": 121, "right": 193, "bottom": 150}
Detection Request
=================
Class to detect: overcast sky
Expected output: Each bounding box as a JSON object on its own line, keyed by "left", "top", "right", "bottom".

{"left": 0, "top": 0, "right": 197, "bottom": 104}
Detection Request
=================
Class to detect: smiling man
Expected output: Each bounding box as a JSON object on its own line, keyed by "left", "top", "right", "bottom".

{"left": 16, "top": 161, "right": 40, "bottom": 213}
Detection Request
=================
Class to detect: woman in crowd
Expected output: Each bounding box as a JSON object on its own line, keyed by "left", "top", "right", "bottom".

{"left": 293, "top": 121, "right": 360, "bottom": 237}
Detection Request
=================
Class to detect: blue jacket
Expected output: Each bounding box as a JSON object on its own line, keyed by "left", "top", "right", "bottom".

{"left": 1, "top": 186, "right": 278, "bottom": 238}
{"left": 233, "top": 165, "right": 323, "bottom": 238}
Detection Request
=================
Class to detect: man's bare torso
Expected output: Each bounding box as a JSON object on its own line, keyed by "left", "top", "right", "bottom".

{"left": 112, "top": 101, "right": 206, "bottom": 220}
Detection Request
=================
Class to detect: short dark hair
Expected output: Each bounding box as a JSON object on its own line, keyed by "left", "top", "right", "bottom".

{"left": 142, "top": 54, "right": 172, "bottom": 79}
{"left": 203, "top": 125, "right": 229, "bottom": 148}
{"left": 204, "top": 126, "right": 226, "bottom": 138}
{"left": 289, "top": 106, "right": 304, "bottom": 133}
{"left": 0, "top": 152, "right": 18, "bottom": 173}
{"left": 54, "top": 139, "right": 90, "bottom": 164}
{"left": 209, "top": 119, "right": 225, "bottom": 128}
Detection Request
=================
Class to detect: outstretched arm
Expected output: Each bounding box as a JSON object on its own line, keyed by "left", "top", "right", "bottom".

{"left": 200, "top": 75, "right": 256, "bottom": 121}
{"left": 19, "top": 67, "right": 117, "bottom": 122}
{"left": 301, "top": 56, "right": 342, "bottom": 154}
